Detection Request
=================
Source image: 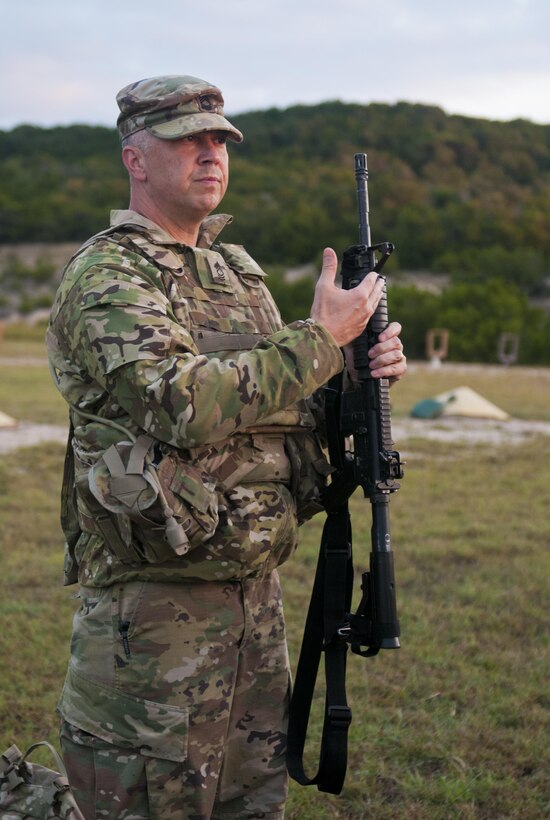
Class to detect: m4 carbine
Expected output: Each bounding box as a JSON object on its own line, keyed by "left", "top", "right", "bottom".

{"left": 287, "top": 153, "right": 404, "bottom": 795}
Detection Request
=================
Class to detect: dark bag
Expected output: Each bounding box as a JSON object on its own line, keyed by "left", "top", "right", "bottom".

{"left": 0, "top": 741, "right": 84, "bottom": 819}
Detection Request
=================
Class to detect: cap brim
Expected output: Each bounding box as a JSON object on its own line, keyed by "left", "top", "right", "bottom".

{"left": 148, "top": 112, "right": 243, "bottom": 143}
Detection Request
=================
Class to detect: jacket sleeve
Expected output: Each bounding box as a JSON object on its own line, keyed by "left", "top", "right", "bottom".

{"left": 63, "top": 267, "right": 344, "bottom": 448}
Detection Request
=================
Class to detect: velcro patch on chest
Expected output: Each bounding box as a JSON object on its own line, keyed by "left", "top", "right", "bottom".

{"left": 194, "top": 249, "right": 234, "bottom": 292}
{"left": 211, "top": 259, "right": 230, "bottom": 285}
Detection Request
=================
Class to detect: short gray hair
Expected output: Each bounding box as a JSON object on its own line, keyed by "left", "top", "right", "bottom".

{"left": 121, "top": 129, "right": 154, "bottom": 153}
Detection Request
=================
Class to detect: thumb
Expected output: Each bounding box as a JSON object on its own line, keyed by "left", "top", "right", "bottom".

{"left": 318, "top": 247, "right": 338, "bottom": 284}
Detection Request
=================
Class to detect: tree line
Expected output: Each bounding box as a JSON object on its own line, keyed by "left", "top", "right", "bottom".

{"left": 2, "top": 102, "right": 550, "bottom": 288}
{"left": 266, "top": 269, "right": 549, "bottom": 366}
{"left": 1, "top": 101, "right": 550, "bottom": 364}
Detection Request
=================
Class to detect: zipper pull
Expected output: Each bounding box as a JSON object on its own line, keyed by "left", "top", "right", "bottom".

{"left": 119, "top": 621, "right": 131, "bottom": 659}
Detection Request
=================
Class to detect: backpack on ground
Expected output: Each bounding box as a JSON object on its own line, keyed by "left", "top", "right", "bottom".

{"left": 0, "top": 741, "right": 84, "bottom": 819}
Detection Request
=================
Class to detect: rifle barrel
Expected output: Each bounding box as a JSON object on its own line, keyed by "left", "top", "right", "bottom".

{"left": 354, "top": 153, "right": 371, "bottom": 246}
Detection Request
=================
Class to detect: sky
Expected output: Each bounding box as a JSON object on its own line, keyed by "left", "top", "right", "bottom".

{"left": 1, "top": 0, "right": 549, "bottom": 130}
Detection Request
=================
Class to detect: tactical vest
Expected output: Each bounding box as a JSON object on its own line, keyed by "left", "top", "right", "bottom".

{"left": 50, "top": 224, "right": 331, "bottom": 586}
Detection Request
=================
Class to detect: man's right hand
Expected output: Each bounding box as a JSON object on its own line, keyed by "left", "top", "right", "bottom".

{"left": 309, "top": 247, "right": 385, "bottom": 348}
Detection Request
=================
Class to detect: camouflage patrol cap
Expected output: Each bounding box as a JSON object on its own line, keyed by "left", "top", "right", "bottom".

{"left": 116, "top": 75, "right": 244, "bottom": 143}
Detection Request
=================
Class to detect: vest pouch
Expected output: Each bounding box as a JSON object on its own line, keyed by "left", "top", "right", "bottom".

{"left": 152, "top": 453, "right": 220, "bottom": 550}
{"left": 73, "top": 449, "right": 135, "bottom": 567}
{"left": 187, "top": 432, "right": 290, "bottom": 490}
{"left": 59, "top": 423, "right": 82, "bottom": 585}
{"left": 285, "top": 431, "right": 334, "bottom": 525}
{"left": 86, "top": 438, "right": 219, "bottom": 564}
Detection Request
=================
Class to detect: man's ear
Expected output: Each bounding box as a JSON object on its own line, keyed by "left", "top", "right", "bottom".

{"left": 122, "top": 145, "right": 147, "bottom": 182}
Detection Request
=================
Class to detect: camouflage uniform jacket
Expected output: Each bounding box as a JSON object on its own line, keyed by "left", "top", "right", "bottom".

{"left": 47, "top": 210, "right": 344, "bottom": 587}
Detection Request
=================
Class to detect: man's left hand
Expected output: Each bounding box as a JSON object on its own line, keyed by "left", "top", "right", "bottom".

{"left": 368, "top": 321, "right": 406, "bottom": 384}
{"left": 344, "top": 321, "right": 406, "bottom": 385}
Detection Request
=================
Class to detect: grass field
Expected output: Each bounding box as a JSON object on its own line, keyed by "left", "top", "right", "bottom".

{"left": 0, "top": 330, "right": 549, "bottom": 818}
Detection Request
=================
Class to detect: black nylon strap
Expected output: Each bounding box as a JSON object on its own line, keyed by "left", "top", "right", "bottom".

{"left": 287, "top": 504, "right": 354, "bottom": 794}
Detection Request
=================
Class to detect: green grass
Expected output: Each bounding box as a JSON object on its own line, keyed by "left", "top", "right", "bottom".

{"left": 0, "top": 365, "right": 67, "bottom": 425}
{"left": 281, "top": 433, "right": 550, "bottom": 819}
{"left": 0, "top": 444, "right": 76, "bottom": 766}
{"left": 0, "top": 319, "right": 50, "bottom": 349}
{"left": 389, "top": 361, "right": 550, "bottom": 422}
{"left": 1, "top": 344, "right": 550, "bottom": 815}
{"left": 0, "top": 323, "right": 68, "bottom": 425}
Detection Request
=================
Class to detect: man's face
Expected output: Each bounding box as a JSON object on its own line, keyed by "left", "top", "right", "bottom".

{"left": 141, "top": 130, "right": 230, "bottom": 225}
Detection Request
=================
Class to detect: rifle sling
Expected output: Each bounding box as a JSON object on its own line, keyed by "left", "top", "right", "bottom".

{"left": 286, "top": 503, "right": 354, "bottom": 795}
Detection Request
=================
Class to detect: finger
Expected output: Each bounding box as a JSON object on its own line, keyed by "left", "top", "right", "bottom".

{"left": 352, "top": 273, "right": 385, "bottom": 321}
{"left": 371, "top": 352, "right": 407, "bottom": 379}
{"left": 377, "top": 321, "right": 402, "bottom": 342}
{"left": 356, "top": 270, "right": 383, "bottom": 295}
{"left": 369, "top": 332, "right": 404, "bottom": 364}
{"left": 318, "top": 247, "right": 338, "bottom": 284}
{"left": 369, "top": 335, "right": 403, "bottom": 359}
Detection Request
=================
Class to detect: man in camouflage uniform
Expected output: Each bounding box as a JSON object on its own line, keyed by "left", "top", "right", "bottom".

{"left": 47, "top": 75, "right": 407, "bottom": 819}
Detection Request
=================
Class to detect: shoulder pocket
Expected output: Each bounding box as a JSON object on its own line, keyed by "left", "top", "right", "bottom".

{"left": 79, "top": 275, "right": 169, "bottom": 312}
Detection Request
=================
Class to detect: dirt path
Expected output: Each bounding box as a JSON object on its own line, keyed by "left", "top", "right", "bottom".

{"left": 0, "top": 421, "right": 68, "bottom": 454}
{"left": 2, "top": 415, "right": 550, "bottom": 457}
{"left": 393, "top": 415, "right": 550, "bottom": 446}
{"left": 2, "top": 359, "right": 550, "bottom": 455}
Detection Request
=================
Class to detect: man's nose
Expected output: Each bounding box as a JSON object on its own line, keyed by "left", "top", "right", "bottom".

{"left": 199, "top": 140, "right": 222, "bottom": 163}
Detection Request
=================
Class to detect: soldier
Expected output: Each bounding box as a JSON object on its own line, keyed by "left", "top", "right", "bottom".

{"left": 47, "top": 75, "right": 407, "bottom": 819}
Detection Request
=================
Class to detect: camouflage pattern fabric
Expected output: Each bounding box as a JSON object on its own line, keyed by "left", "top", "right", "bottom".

{"left": 116, "top": 75, "right": 244, "bottom": 143}
{"left": 47, "top": 209, "right": 345, "bottom": 817}
{"left": 47, "top": 209, "right": 343, "bottom": 588}
{"left": 0, "top": 742, "right": 84, "bottom": 818}
{"left": 59, "top": 573, "right": 289, "bottom": 819}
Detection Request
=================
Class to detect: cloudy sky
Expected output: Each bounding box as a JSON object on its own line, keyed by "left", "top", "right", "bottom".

{"left": 2, "top": 0, "right": 549, "bottom": 130}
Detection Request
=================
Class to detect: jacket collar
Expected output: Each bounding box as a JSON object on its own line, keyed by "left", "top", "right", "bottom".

{"left": 109, "top": 209, "right": 233, "bottom": 248}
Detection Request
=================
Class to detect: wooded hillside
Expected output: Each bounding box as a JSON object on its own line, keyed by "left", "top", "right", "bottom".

{"left": 2, "top": 102, "right": 550, "bottom": 364}
{"left": 2, "top": 102, "right": 550, "bottom": 291}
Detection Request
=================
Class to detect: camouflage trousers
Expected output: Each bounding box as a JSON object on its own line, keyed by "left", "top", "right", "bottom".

{"left": 58, "top": 572, "right": 290, "bottom": 819}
